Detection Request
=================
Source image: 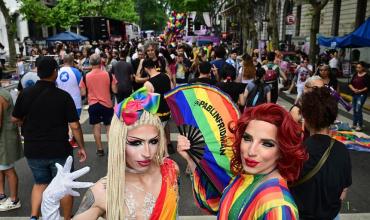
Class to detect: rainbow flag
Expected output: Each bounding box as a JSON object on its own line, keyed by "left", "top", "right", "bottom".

{"left": 332, "top": 130, "right": 370, "bottom": 152}
{"left": 165, "top": 84, "right": 240, "bottom": 193}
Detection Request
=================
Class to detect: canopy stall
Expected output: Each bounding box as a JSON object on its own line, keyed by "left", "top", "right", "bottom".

{"left": 318, "top": 18, "right": 370, "bottom": 48}
{"left": 46, "top": 31, "right": 88, "bottom": 42}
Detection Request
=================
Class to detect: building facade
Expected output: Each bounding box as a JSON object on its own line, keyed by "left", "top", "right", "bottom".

{"left": 0, "top": 0, "right": 29, "bottom": 56}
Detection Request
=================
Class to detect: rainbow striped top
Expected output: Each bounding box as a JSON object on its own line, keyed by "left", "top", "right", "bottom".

{"left": 192, "top": 168, "right": 299, "bottom": 220}
{"left": 149, "top": 158, "right": 179, "bottom": 220}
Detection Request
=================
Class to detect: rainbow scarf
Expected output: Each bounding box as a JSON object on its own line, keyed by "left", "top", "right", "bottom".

{"left": 150, "top": 158, "right": 178, "bottom": 220}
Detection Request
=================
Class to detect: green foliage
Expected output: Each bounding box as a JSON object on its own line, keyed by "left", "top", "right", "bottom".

{"left": 18, "top": 0, "right": 139, "bottom": 28}
{"left": 102, "top": 0, "right": 139, "bottom": 23}
{"left": 136, "top": 0, "right": 167, "bottom": 31}
{"left": 166, "top": 0, "right": 212, "bottom": 12}
{"left": 19, "top": 0, "right": 52, "bottom": 24}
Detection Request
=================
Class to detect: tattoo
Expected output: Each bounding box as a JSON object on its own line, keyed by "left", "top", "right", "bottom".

{"left": 75, "top": 189, "right": 95, "bottom": 215}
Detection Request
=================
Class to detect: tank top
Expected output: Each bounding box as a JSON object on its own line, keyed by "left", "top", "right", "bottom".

{"left": 148, "top": 73, "right": 171, "bottom": 121}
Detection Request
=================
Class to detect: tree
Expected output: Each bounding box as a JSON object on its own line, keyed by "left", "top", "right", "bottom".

{"left": 102, "top": 0, "right": 138, "bottom": 23}
{"left": 268, "top": 0, "right": 279, "bottom": 50}
{"left": 136, "top": 0, "right": 167, "bottom": 31}
{"left": 307, "top": 0, "right": 329, "bottom": 65}
{"left": 355, "top": 0, "right": 368, "bottom": 28}
{"left": 19, "top": 0, "right": 139, "bottom": 29}
{"left": 331, "top": 0, "right": 341, "bottom": 36}
{"left": 0, "top": 0, "right": 17, "bottom": 67}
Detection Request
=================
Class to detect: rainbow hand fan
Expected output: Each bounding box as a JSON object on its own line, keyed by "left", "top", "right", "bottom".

{"left": 165, "top": 84, "right": 240, "bottom": 194}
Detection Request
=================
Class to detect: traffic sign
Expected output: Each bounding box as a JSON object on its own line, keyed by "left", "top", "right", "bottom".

{"left": 286, "top": 25, "right": 295, "bottom": 35}
{"left": 286, "top": 14, "right": 295, "bottom": 25}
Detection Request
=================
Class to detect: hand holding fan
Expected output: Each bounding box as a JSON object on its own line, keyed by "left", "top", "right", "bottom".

{"left": 165, "top": 84, "right": 240, "bottom": 194}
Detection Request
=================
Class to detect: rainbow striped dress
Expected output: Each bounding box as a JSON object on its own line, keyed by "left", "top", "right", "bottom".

{"left": 149, "top": 158, "right": 179, "bottom": 220}
{"left": 192, "top": 168, "right": 298, "bottom": 220}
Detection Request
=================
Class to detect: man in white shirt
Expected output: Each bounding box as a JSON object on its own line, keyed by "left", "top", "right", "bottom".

{"left": 56, "top": 54, "right": 82, "bottom": 117}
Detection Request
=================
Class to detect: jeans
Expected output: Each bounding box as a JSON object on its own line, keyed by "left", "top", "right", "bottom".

{"left": 352, "top": 94, "right": 367, "bottom": 127}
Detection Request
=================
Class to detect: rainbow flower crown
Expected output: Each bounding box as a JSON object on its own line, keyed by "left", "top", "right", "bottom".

{"left": 114, "top": 87, "right": 160, "bottom": 125}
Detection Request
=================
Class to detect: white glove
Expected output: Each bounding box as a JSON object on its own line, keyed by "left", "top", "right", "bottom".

{"left": 41, "top": 156, "right": 94, "bottom": 220}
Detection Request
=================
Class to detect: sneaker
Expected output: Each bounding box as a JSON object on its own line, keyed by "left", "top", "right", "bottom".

{"left": 355, "top": 126, "right": 363, "bottom": 132}
{"left": 0, "top": 198, "right": 21, "bottom": 211}
{"left": 283, "top": 90, "right": 291, "bottom": 94}
{"left": 96, "top": 149, "right": 105, "bottom": 156}
{"left": 30, "top": 216, "right": 38, "bottom": 220}
{"left": 0, "top": 195, "right": 7, "bottom": 205}
{"left": 69, "top": 138, "right": 78, "bottom": 148}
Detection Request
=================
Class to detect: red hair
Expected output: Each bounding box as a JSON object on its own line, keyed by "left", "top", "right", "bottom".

{"left": 229, "top": 103, "right": 308, "bottom": 182}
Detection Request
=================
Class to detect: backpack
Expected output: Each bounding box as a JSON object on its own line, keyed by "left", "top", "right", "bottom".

{"left": 264, "top": 64, "right": 278, "bottom": 83}
{"left": 246, "top": 83, "right": 266, "bottom": 107}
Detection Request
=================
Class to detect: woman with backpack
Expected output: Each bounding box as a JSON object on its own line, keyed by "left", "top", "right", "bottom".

{"left": 241, "top": 67, "right": 271, "bottom": 110}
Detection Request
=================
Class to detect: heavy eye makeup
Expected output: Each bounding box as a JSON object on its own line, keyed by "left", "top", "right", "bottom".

{"left": 242, "top": 132, "right": 276, "bottom": 148}
{"left": 126, "top": 135, "right": 160, "bottom": 147}
{"left": 242, "top": 133, "right": 252, "bottom": 142}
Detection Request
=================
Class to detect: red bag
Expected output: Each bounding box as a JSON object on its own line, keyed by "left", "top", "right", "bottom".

{"left": 264, "top": 65, "right": 278, "bottom": 83}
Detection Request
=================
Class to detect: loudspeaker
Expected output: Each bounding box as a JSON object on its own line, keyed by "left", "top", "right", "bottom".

{"left": 79, "top": 17, "right": 108, "bottom": 40}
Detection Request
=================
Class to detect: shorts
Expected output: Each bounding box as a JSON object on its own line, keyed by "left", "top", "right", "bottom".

{"left": 27, "top": 157, "right": 73, "bottom": 184}
{"left": 0, "top": 163, "right": 14, "bottom": 171}
{"left": 88, "top": 103, "right": 114, "bottom": 125}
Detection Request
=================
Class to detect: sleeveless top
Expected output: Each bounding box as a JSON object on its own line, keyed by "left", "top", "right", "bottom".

{"left": 0, "top": 88, "right": 23, "bottom": 165}
{"left": 124, "top": 158, "right": 179, "bottom": 220}
{"left": 148, "top": 73, "right": 171, "bottom": 121}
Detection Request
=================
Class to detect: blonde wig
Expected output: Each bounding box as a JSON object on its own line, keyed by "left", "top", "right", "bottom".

{"left": 106, "top": 111, "right": 166, "bottom": 219}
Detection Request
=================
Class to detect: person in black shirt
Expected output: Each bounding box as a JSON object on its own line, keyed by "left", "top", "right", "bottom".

{"left": 189, "top": 61, "right": 217, "bottom": 85}
{"left": 12, "top": 56, "right": 87, "bottom": 220}
{"left": 143, "top": 59, "right": 174, "bottom": 154}
{"left": 290, "top": 87, "right": 352, "bottom": 220}
{"left": 215, "top": 62, "right": 246, "bottom": 106}
{"left": 111, "top": 50, "right": 134, "bottom": 103}
{"left": 131, "top": 48, "right": 145, "bottom": 91}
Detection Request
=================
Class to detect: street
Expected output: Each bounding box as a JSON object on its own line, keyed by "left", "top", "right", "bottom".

{"left": 0, "top": 94, "right": 369, "bottom": 218}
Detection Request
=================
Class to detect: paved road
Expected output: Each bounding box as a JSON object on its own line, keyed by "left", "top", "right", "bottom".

{"left": 0, "top": 95, "right": 369, "bottom": 218}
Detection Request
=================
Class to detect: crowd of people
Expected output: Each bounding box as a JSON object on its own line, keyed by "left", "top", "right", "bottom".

{"left": 0, "top": 37, "right": 368, "bottom": 220}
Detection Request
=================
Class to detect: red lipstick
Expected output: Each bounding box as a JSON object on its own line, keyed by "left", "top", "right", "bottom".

{"left": 244, "top": 158, "right": 259, "bottom": 168}
{"left": 137, "top": 160, "right": 151, "bottom": 167}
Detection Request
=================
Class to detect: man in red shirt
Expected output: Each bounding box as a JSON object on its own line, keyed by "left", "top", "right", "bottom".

{"left": 80, "top": 54, "right": 117, "bottom": 156}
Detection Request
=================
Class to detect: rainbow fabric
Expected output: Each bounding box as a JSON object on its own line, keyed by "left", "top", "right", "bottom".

{"left": 332, "top": 130, "right": 370, "bottom": 152}
{"left": 114, "top": 87, "right": 160, "bottom": 125}
{"left": 150, "top": 158, "right": 178, "bottom": 220}
{"left": 165, "top": 84, "right": 240, "bottom": 193}
{"left": 192, "top": 168, "right": 299, "bottom": 220}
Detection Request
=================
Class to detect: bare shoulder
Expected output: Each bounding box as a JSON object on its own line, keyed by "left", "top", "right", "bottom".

{"left": 75, "top": 177, "right": 107, "bottom": 216}
{"left": 75, "top": 188, "right": 95, "bottom": 215}
{"left": 91, "top": 177, "right": 107, "bottom": 194}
